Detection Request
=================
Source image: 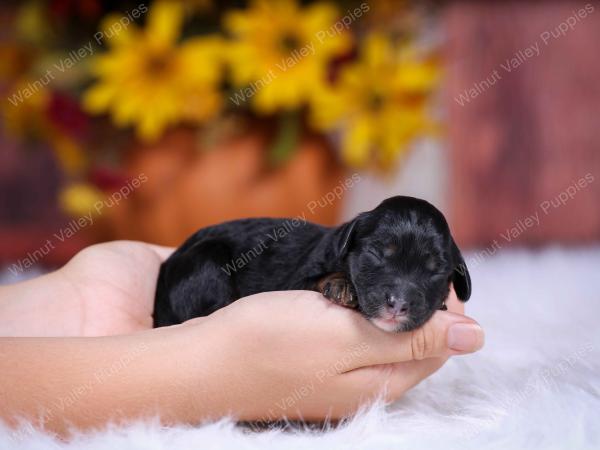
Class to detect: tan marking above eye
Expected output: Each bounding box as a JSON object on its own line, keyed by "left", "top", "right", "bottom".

{"left": 383, "top": 244, "right": 397, "bottom": 257}
{"left": 426, "top": 257, "right": 438, "bottom": 271}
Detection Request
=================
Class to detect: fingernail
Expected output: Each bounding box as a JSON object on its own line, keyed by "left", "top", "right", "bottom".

{"left": 448, "top": 323, "right": 484, "bottom": 352}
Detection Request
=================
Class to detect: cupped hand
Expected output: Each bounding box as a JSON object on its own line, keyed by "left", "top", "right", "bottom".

{"left": 178, "top": 288, "right": 484, "bottom": 422}
{"left": 60, "top": 240, "right": 175, "bottom": 335}
{"left": 0, "top": 241, "right": 173, "bottom": 337}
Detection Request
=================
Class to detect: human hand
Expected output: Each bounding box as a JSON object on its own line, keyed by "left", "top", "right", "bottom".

{"left": 0, "top": 241, "right": 173, "bottom": 337}
{"left": 0, "top": 246, "right": 483, "bottom": 432}
{"left": 178, "top": 288, "right": 484, "bottom": 422}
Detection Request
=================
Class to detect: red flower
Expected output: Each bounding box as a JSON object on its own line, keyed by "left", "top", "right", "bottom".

{"left": 48, "top": 0, "right": 102, "bottom": 22}
{"left": 88, "top": 167, "right": 129, "bottom": 192}
{"left": 46, "top": 91, "right": 89, "bottom": 140}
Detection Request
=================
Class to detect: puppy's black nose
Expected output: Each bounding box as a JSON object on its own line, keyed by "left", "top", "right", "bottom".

{"left": 385, "top": 294, "right": 409, "bottom": 316}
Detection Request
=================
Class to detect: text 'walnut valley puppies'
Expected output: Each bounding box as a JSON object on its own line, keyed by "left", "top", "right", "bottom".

{"left": 154, "top": 196, "right": 471, "bottom": 332}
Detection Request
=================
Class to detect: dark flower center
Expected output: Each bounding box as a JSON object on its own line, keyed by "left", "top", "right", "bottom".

{"left": 279, "top": 33, "right": 302, "bottom": 53}
{"left": 368, "top": 92, "right": 385, "bottom": 111}
{"left": 145, "top": 52, "right": 173, "bottom": 76}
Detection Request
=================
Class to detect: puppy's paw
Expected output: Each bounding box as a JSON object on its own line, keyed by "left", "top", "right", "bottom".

{"left": 317, "top": 273, "right": 358, "bottom": 309}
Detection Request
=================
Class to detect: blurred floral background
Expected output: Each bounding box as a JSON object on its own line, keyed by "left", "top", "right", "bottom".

{"left": 1, "top": 0, "right": 599, "bottom": 277}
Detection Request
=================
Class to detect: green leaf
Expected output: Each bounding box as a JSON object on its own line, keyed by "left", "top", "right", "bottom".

{"left": 268, "top": 111, "right": 300, "bottom": 166}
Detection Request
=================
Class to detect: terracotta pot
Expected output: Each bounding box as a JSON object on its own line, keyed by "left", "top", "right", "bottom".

{"left": 101, "top": 127, "right": 347, "bottom": 246}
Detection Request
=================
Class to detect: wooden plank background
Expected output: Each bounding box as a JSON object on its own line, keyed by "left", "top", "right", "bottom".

{"left": 444, "top": 1, "right": 600, "bottom": 247}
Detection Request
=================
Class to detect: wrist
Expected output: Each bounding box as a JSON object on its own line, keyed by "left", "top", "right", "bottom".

{"left": 145, "top": 318, "right": 239, "bottom": 423}
{"left": 0, "top": 271, "right": 78, "bottom": 336}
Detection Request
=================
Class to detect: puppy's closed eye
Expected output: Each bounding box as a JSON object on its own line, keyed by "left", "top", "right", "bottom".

{"left": 367, "top": 247, "right": 383, "bottom": 262}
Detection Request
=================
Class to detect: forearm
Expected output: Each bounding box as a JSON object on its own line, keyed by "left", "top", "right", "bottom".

{"left": 0, "top": 286, "right": 484, "bottom": 437}
{"left": 0, "top": 272, "right": 78, "bottom": 337}
{"left": 0, "top": 324, "right": 226, "bottom": 437}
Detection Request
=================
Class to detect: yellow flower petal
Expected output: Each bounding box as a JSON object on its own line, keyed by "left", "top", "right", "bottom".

{"left": 342, "top": 116, "right": 374, "bottom": 168}
{"left": 82, "top": 83, "right": 116, "bottom": 113}
{"left": 98, "top": 14, "right": 139, "bottom": 48}
{"left": 59, "top": 184, "right": 104, "bottom": 218}
{"left": 48, "top": 133, "right": 86, "bottom": 175}
{"left": 147, "top": 1, "right": 184, "bottom": 49}
{"left": 394, "top": 61, "right": 439, "bottom": 92}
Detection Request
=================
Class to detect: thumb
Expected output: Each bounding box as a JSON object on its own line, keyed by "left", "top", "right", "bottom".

{"left": 408, "top": 312, "right": 485, "bottom": 360}
{"left": 349, "top": 311, "right": 485, "bottom": 369}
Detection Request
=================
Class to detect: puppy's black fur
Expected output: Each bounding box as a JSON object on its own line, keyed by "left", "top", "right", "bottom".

{"left": 153, "top": 196, "right": 471, "bottom": 332}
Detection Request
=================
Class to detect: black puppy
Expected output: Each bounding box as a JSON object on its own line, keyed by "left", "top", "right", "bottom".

{"left": 153, "top": 196, "right": 471, "bottom": 332}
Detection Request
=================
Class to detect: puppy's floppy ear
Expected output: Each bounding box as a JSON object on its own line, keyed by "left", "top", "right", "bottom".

{"left": 451, "top": 238, "right": 471, "bottom": 301}
{"left": 335, "top": 219, "right": 359, "bottom": 258}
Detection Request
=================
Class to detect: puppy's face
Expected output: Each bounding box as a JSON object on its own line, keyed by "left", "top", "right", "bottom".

{"left": 340, "top": 197, "right": 471, "bottom": 332}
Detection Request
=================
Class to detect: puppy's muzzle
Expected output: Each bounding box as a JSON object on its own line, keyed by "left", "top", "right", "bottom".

{"left": 385, "top": 294, "right": 409, "bottom": 317}
{"left": 381, "top": 283, "right": 424, "bottom": 318}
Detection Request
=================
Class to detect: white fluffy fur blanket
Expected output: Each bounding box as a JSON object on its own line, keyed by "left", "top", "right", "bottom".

{"left": 2, "top": 247, "right": 599, "bottom": 449}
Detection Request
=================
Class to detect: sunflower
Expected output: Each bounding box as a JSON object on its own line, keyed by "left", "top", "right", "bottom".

{"left": 311, "top": 33, "right": 439, "bottom": 169}
{"left": 83, "top": 1, "right": 223, "bottom": 141}
{"left": 224, "top": 0, "right": 351, "bottom": 114}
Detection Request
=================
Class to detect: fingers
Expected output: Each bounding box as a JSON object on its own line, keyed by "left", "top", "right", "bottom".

{"left": 445, "top": 287, "right": 464, "bottom": 315}
{"left": 145, "top": 243, "right": 176, "bottom": 262}
{"left": 346, "top": 310, "right": 484, "bottom": 370}
{"left": 255, "top": 290, "right": 482, "bottom": 369}
{"left": 343, "top": 286, "right": 477, "bottom": 368}
{"left": 179, "top": 316, "right": 209, "bottom": 327}
{"left": 233, "top": 290, "right": 482, "bottom": 372}
{"left": 343, "top": 356, "right": 447, "bottom": 401}
{"left": 390, "top": 357, "right": 448, "bottom": 392}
